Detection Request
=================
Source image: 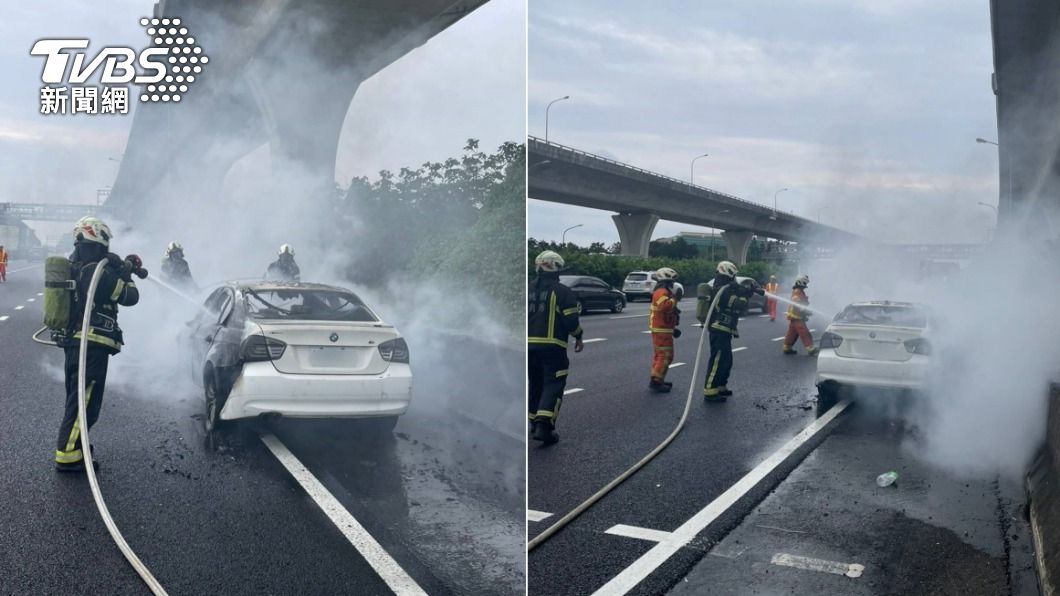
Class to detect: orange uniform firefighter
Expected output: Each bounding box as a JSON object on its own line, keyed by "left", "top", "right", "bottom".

{"left": 782, "top": 275, "right": 818, "bottom": 356}
{"left": 765, "top": 276, "right": 779, "bottom": 321}
{"left": 0, "top": 244, "right": 8, "bottom": 282}
{"left": 648, "top": 267, "right": 680, "bottom": 393}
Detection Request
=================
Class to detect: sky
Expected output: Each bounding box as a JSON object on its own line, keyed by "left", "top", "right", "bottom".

{"left": 0, "top": 0, "right": 525, "bottom": 243}
{"left": 527, "top": 0, "right": 1000, "bottom": 246}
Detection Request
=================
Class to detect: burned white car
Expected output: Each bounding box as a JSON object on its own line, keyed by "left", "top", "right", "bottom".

{"left": 180, "top": 282, "right": 412, "bottom": 433}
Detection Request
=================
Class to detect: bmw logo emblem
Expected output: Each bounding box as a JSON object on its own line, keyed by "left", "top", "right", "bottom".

{"left": 329, "top": 333, "right": 339, "bottom": 342}
{"left": 868, "top": 331, "right": 876, "bottom": 339}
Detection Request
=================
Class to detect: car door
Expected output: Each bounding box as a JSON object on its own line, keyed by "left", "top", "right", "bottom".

{"left": 584, "top": 278, "right": 610, "bottom": 309}
{"left": 188, "top": 288, "right": 231, "bottom": 382}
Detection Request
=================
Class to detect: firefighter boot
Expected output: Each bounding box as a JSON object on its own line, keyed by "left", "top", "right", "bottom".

{"left": 807, "top": 346, "right": 820, "bottom": 357}
{"left": 531, "top": 419, "right": 559, "bottom": 445}
{"left": 55, "top": 459, "right": 101, "bottom": 473}
{"left": 703, "top": 387, "right": 728, "bottom": 403}
{"left": 782, "top": 344, "right": 797, "bottom": 355}
{"left": 718, "top": 386, "right": 733, "bottom": 397}
{"left": 649, "top": 379, "right": 672, "bottom": 393}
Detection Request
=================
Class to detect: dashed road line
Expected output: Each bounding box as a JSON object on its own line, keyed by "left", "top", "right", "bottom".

{"left": 605, "top": 525, "right": 677, "bottom": 545}
{"left": 582, "top": 338, "right": 607, "bottom": 343}
{"left": 36, "top": 292, "right": 43, "bottom": 296}
{"left": 771, "top": 336, "right": 785, "bottom": 341}
{"left": 732, "top": 347, "right": 748, "bottom": 353}
{"left": 610, "top": 313, "right": 648, "bottom": 320}
{"left": 591, "top": 399, "right": 853, "bottom": 596}
{"left": 0, "top": 316, "right": 9, "bottom": 322}
{"left": 14, "top": 306, "right": 24, "bottom": 311}
{"left": 528, "top": 510, "right": 553, "bottom": 522}
{"left": 770, "top": 553, "right": 864, "bottom": 578}
{"left": 563, "top": 388, "right": 584, "bottom": 395}
{"left": 26, "top": 298, "right": 35, "bottom": 302}
{"left": 260, "top": 433, "right": 427, "bottom": 596}
{"left": 668, "top": 362, "right": 685, "bottom": 369}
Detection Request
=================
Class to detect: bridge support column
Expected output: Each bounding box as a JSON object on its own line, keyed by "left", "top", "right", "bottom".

{"left": 723, "top": 230, "right": 755, "bottom": 265}
{"left": 612, "top": 213, "right": 659, "bottom": 257}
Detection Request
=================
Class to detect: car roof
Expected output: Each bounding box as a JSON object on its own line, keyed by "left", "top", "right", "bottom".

{"left": 846, "top": 300, "right": 925, "bottom": 308}
{"left": 228, "top": 281, "right": 353, "bottom": 293}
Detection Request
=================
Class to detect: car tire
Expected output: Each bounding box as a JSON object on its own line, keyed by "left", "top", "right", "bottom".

{"left": 611, "top": 299, "right": 624, "bottom": 313}
{"left": 816, "top": 381, "right": 839, "bottom": 416}
{"left": 203, "top": 371, "right": 229, "bottom": 435}
{"left": 578, "top": 299, "right": 587, "bottom": 314}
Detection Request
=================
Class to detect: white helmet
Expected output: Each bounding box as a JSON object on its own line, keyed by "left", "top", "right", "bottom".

{"left": 717, "top": 261, "right": 738, "bottom": 277}
{"left": 166, "top": 241, "right": 183, "bottom": 256}
{"left": 655, "top": 267, "right": 678, "bottom": 281}
{"left": 279, "top": 243, "right": 295, "bottom": 256}
{"left": 795, "top": 274, "right": 809, "bottom": 287}
{"left": 534, "top": 250, "right": 565, "bottom": 273}
{"left": 72, "top": 216, "right": 112, "bottom": 247}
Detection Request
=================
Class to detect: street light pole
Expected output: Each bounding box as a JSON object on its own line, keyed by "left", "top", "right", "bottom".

{"left": 977, "top": 201, "right": 998, "bottom": 241}
{"left": 772, "top": 188, "right": 789, "bottom": 219}
{"left": 561, "top": 223, "right": 583, "bottom": 245}
{"left": 689, "top": 153, "right": 709, "bottom": 189}
{"left": 545, "top": 96, "right": 570, "bottom": 143}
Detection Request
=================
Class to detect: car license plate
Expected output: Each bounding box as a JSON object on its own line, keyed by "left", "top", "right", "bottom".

{"left": 308, "top": 346, "right": 354, "bottom": 366}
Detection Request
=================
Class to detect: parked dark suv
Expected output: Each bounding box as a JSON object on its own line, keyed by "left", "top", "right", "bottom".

{"left": 559, "top": 275, "right": 627, "bottom": 314}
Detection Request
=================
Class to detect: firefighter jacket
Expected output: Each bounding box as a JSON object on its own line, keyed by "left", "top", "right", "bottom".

{"left": 0, "top": 248, "right": 7, "bottom": 264}
{"left": 697, "top": 274, "right": 751, "bottom": 337}
{"left": 786, "top": 287, "right": 811, "bottom": 321}
{"left": 265, "top": 257, "right": 301, "bottom": 282}
{"left": 649, "top": 287, "right": 677, "bottom": 333}
{"left": 765, "top": 282, "right": 779, "bottom": 296}
{"left": 70, "top": 254, "right": 139, "bottom": 354}
{"left": 528, "top": 273, "right": 583, "bottom": 350}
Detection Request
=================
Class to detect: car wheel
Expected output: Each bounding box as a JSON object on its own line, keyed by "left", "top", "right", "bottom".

{"left": 578, "top": 299, "right": 587, "bottom": 314}
{"left": 611, "top": 299, "right": 624, "bottom": 313}
{"left": 203, "top": 373, "right": 228, "bottom": 434}
{"left": 816, "top": 381, "right": 839, "bottom": 416}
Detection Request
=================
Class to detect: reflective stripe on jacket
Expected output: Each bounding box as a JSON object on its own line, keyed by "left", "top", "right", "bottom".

{"left": 648, "top": 287, "right": 676, "bottom": 333}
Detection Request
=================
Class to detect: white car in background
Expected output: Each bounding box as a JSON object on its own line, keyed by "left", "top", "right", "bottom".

{"left": 815, "top": 301, "right": 932, "bottom": 410}
{"left": 181, "top": 282, "right": 412, "bottom": 434}
{"left": 622, "top": 271, "right": 657, "bottom": 302}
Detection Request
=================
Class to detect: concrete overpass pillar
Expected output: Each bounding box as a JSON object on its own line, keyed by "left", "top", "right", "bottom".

{"left": 612, "top": 213, "right": 659, "bottom": 256}
{"left": 723, "top": 230, "right": 755, "bottom": 265}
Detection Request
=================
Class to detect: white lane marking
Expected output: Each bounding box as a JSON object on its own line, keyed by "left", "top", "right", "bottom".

{"left": 26, "top": 298, "right": 35, "bottom": 302}
{"left": 668, "top": 362, "right": 685, "bottom": 369}
{"left": 591, "top": 399, "right": 852, "bottom": 596}
{"left": 771, "top": 336, "right": 785, "bottom": 341}
{"left": 732, "top": 347, "right": 748, "bottom": 353}
{"left": 528, "top": 510, "right": 553, "bottom": 522}
{"left": 605, "top": 525, "right": 678, "bottom": 545}
{"left": 7, "top": 263, "right": 43, "bottom": 274}
{"left": 810, "top": 329, "right": 817, "bottom": 333}
{"left": 36, "top": 292, "right": 43, "bottom": 296}
{"left": 641, "top": 330, "right": 652, "bottom": 334}
{"left": 610, "top": 313, "right": 648, "bottom": 320}
{"left": 771, "top": 553, "right": 864, "bottom": 578}
{"left": 758, "top": 314, "right": 770, "bottom": 318}
{"left": 260, "top": 433, "right": 427, "bottom": 596}
{"left": 693, "top": 323, "right": 704, "bottom": 328}
{"left": 582, "top": 338, "right": 607, "bottom": 343}
{"left": 14, "top": 305, "right": 24, "bottom": 310}
{"left": 0, "top": 316, "right": 8, "bottom": 322}
{"left": 563, "top": 388, "right": 584, "bottom": 395}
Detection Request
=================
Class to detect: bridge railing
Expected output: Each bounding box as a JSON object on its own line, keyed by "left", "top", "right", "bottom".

{"left": 0, "top": 202, "right": 98, "bottom": 222}
{"left": 528, "top": 135, "right": 806, "bottom": 222}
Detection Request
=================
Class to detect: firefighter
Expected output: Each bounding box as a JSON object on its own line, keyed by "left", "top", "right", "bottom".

{"left": 648, "top": 267, "right": 680, "bottom": 393}
{"left": 527, "top": 250, "right": 583, "bottom": 445}
{"left": 265, "top": 243, "right": 300, "bottom": 281}
{"left": 783, "top": 275, "right": 818, "bottom": 356}
{"left": 55, "top": 216, "right": 142, "bottom": 472}
{"left": 0, "top": 244, "right": 7, "bottom": 282}
{"left": 765, "top": 275, "right": 780, "bottom": 321}
{"left": 160, "top": 241, "right": 198, "bottom": 293}
{"left": 697, "top": 261, "right": 763, "bottom": 402}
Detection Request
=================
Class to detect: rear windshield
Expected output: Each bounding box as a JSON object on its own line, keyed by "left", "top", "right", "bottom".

{"left": 835, "top": 305, "right": 927, "bottom": 328}
{"left": 244, "top": 289, "right": 378, "bottom": 322}
{"left": 626, "top": 273, "right": 649, "bottom": 281}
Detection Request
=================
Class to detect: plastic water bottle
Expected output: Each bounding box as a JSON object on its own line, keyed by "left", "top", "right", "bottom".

{"left": 876, "top": 471, "right": 899, "bottom": 487}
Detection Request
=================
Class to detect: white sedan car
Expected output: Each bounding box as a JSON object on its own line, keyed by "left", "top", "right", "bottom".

{"left": 815, "top": 301, "right": 932, "bottom": 409}
{"left": 181, "top": 282, "right": 412, "bottom": 433}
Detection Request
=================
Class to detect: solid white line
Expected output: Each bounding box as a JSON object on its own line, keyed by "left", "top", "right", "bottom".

{"left": 732, "top": 347, "right": 748, "bottom": 353}
{"left": 771, "top": 336, "right": 785, "bottom": 342}
{"left": 668, "top": 362, "right": 685, "bottom": 369}
{"left": 528, "top": 510, "right": 553, "bottom": 522}
{"left": 0, "top": 316, "right": 8, "bottom": 322}
{"left": 563, "top": 388, "right": 584, "bottom": 395}
{"left": 610, "top": 313, "right": 648, "bottom": 320}
{"left": 259, "top": 433, "right": 427, "bottom": 596}
{"left": 591, "top": 400, "right": 852, "bottom": 596}
{"left": 605, "top": 525, "right": 677, "bottom": 544}
{"left": 771, "top": 553, "right": 864, "bottom": 578}
{"left": 14, "top": 305, "right": 24, "bottom": 310}
{"left": 582, "top": 338, "right": 607, "bottom": 343}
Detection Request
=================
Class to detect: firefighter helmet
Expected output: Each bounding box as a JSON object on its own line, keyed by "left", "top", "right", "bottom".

{"left": 72, "top": 216, "right": 112, "bottom": 247}
{"left": 717, "top": 261, "right": 738, "bottom": 277}
{"left": 795, "top": 274, "right": 809, "bottom": 288}
{"left": 656, "top": 267, "right": 678, "bottom": 281}
{"left": 166, "top": 241, "right": 183, "bottom": 257}
{"left": 770, "top": 275, "right": 777, "bottom": 282}
{"left": 534, "top": 250, "right": 565, "bottom": 272}
{"left": 279, "top": 243, "right": 295, "bottom": 256}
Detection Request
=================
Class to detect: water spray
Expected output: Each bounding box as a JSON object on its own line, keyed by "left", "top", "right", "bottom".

{"left": 763, "top": 291, "right": 834, "bottom": 320}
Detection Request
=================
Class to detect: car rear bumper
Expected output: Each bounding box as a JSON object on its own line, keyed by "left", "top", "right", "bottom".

{"left": 623, "top": 290, "right": 652, "bottom": 299}
{"left": 220, "top": 361, "right": 412, "bottom": 420}
{"left": 815, "top": 349, "right": 928, "bottom": 390}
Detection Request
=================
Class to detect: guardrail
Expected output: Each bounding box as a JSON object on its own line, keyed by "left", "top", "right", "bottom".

{"left": 528, "top": 135, "right": 805, "bottom": 221}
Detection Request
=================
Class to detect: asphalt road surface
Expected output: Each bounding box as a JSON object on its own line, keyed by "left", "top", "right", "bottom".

{"left": 528, "top": 299, "right": 1037, "bottom": 595}
{"left": 0, "top": 261, "right": 524, "bottom": 596}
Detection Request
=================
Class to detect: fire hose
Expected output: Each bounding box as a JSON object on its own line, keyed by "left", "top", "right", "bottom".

{"left": 527, "top": 286, "right": 726, "bottom": 551}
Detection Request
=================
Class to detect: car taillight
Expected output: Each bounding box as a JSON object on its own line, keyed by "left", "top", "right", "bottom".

{"left": 819, "top": 331, "right": 843, "bottom": 349}
{"left": 242, "top": 335, "right": 287, "bottom": 361}
{"left": 904, "top": 338, "right": 931, "bottom": 355}
{"left": 379, "top": 338, "right": 409, "bottom": 363}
